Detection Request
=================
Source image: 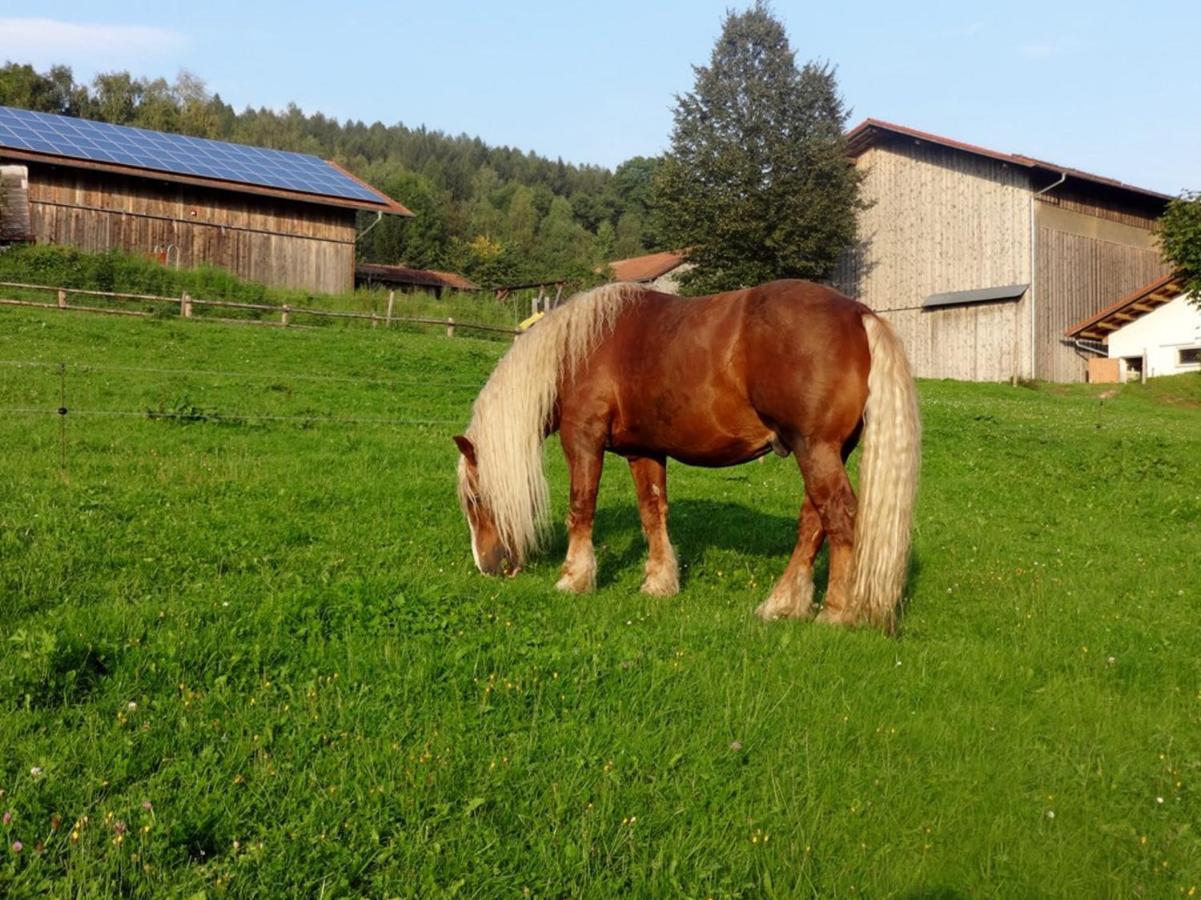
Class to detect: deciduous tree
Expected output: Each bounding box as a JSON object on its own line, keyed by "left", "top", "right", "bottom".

{"left": 1159, "top": 191, "right": 1201, "bottom": 307}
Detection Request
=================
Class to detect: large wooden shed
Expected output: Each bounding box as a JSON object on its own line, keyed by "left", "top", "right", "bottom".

{"left": 837, "top": 120, "right": 1171, "bottom": 382}
{"left": 0, "top": 105, "right": 411, "bottom": 295}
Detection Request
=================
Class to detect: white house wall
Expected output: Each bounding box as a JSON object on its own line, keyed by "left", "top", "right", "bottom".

{"left": 1108, "top": 294, "right": 1201, "bottom": 377}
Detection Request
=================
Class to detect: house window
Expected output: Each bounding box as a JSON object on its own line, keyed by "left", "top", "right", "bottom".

{"left": 1121, "top": 356, "right": 1144, "bottom": 382}
{"left": 1180, "top": 347, "right": 1201, "bottom": 366}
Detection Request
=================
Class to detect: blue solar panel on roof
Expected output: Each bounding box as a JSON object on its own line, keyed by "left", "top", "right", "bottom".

{"left": 0, "top": 105, "right": 385, "bottom": 205}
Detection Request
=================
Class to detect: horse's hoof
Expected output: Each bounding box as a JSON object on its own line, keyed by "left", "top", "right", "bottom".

{"left": 754, "top": 601, "right": 780, "bottom": 621}
{"left": 755, "top": 598, "right": 816, "bottom": 621}
{"left": 640, "top": 569, "right": 679, "bottom": 597}
{"left": 555, "top": 573, "right": 594, "bottom": 594}
{"left": 815, "top": 607, "right": 858, "bottom": 627}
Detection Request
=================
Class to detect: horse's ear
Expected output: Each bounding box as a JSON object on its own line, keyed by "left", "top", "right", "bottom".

{"left": 453, "top": 435, "right": 477, "bottom": 466}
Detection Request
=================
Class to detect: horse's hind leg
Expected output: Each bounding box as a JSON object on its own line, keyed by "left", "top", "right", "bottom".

{"left": 628, "top": 455, "right": 679, "bottom": 596}
{"left": 796, "top": 442, "right": 859, "bottom": 626}
{"left": 556, "top": 439, "right": 603, "bottom": 594}
{"left": 756, "top": 495, "right": 823, "bottom": 620}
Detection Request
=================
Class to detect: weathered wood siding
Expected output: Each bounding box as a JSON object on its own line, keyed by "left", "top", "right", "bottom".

{"left": 837, "top": 143, "right": 1033, "bottom": 381}
{"left": 1035, "top": 200, "right": 1168, "bottom": 382}
{"left": 26, "top": 164, "right": 356, "bottom": 294}
{"left": 1037, "top": 184, "right": 1163, "bottom": 230}
{"left": 1, "top": 164, "right": 33, "bottom": 239}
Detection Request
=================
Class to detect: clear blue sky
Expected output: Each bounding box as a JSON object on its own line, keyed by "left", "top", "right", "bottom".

{"left": 4, "top": 1, "right": 1198, "bottom": 195}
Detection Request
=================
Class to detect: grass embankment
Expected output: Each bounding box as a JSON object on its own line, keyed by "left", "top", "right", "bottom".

{"left": 0, "top": 307, "right": 1198, "bottom": 896}
{"left": 0, "top": 245, "right": 525, "bottom": 334}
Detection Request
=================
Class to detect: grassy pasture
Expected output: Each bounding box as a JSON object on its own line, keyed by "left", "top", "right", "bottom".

{"left": 0, "top": 307, "right": 1198, "bottom": 897}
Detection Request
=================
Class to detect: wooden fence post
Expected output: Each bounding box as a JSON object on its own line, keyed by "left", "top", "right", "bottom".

{"left": 446, "top": 317, "right": 455, "bottom": 338}
{"left": 181, "top": 291, "right": 193, "bottom": 318}
{"left": 281, "top": 305, "right": 291, "bottom": 327}
{"left": 386, "top": 290, "right": 395, "bottom": 326}
{"left": 57, "top": 288, "right": 67, "bottom": 310}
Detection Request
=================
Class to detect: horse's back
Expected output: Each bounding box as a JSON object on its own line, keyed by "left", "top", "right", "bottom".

{"left": 569, "top": 280, "right": 872, "bottom": 464}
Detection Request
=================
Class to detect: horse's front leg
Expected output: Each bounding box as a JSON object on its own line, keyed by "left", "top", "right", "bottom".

{"left": 628, "top": 455, "right": 679, "bottom": 596}
{"left": 555, "top": 439, "right": 604, "bottom": 594}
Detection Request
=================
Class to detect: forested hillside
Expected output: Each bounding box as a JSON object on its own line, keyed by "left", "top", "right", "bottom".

{"left": 0, "top": 63, "right": 663, "bottom": 286}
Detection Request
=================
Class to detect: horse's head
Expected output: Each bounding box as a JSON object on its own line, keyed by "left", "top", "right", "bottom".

{"left": 454, "top": 435, "right": 520, "bottom": 577}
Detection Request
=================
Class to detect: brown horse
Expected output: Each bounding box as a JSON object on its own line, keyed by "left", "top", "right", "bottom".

{"left": 454, "top": 280, "right": 920, "bottom": 632}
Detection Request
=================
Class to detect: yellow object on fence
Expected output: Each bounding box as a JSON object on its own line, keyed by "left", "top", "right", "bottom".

{"left": 518, "top": 311, "right": 545, "bottom": 332}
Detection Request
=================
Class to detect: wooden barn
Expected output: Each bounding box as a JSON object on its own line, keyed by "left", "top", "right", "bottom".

{"left": 0, "top": 105, "right": 411, "bottom": 295}
{"left": 837, "top": 120, "right": 1171, "bottom": 382}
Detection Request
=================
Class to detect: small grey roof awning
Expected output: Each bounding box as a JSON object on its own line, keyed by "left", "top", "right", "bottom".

{"left": 924, "top": 283, "right": 1029, "bottom": 309}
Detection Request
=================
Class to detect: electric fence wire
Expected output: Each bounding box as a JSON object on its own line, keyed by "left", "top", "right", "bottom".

{"left": 0, "top": 406, "right": 462, "bottom": 427}
{"left": 0, "top": 358, "right": 479, "bottom": 427}
{"left": 0, "top": 358, "right": 492, "bottom": 390}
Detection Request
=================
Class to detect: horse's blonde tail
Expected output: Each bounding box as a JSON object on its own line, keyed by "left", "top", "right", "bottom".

{"left": 849, "top": 313, "right": 921, "bottom": 634}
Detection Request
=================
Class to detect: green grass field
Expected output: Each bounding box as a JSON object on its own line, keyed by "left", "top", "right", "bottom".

{"left": 1, "top": 307, "right": 1198, "bottom": 898}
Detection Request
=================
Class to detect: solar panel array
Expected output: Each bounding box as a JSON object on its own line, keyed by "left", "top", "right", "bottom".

{"left": 0, "top": 105, "right": 385, "bottom": 205}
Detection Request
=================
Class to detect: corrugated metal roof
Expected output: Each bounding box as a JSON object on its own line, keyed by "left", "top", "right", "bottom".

{"left": 426, "top": 269, "right": 481, "bottom": 291}
{"left": 924, "top": 283, "right": 1029, "bottom": 309}
{"left": 846, "top": 118, "right": 1173, "bottom": 204}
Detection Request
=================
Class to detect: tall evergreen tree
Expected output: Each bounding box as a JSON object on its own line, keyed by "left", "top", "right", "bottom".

{"left": 653, "top": 2, "right": 860, "bottom": 294}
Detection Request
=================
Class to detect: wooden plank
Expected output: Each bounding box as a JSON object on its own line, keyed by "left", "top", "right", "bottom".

{"left": 0, "top": 297, "right": 150, "bottom": 317}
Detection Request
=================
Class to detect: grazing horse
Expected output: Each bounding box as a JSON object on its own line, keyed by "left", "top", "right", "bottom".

{"left": 454, "top": 280, "right": 920, "bottom": 632}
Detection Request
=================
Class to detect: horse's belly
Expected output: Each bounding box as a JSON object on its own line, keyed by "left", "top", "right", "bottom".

{"left": 605, "top": 365, "right": 779, "bottom": 466}
{"left": 666, "top": 436, "right": 774, "bottom": 467}
{"left": 609, "top": 417, "right": 774, "bottom": 467}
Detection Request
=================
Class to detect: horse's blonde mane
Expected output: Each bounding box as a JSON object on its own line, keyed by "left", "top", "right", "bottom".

{"left": 462, "top": 282, "right": 642, "bottom": 561}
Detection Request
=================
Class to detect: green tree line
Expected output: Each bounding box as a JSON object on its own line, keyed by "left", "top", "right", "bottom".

{"left": 0, "top": 62, "right": 665, "bottom": 288}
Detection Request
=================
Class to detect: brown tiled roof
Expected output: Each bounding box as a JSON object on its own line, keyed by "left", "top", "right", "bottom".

{"left": 1064, "top": 272, "right": 1184, "bottom": 341}
{"left": 427, "top": 269, "right": 481, "bottom": 291}
{"left": 846, "top": 118, "right": 1172, "bottom": 204}
{"left": 355, "top": 263, "right": 445, "bottom": 288}
{"left": 603, "top": 250, "right": 687, "bottom": 283}
{"left": 355, "top": 263, "right": 479, "bottom": 291}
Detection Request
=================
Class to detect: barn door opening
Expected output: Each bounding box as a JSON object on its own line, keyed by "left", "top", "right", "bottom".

{"left": 0, "top": 164, "right": 32, "bottom": 242}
